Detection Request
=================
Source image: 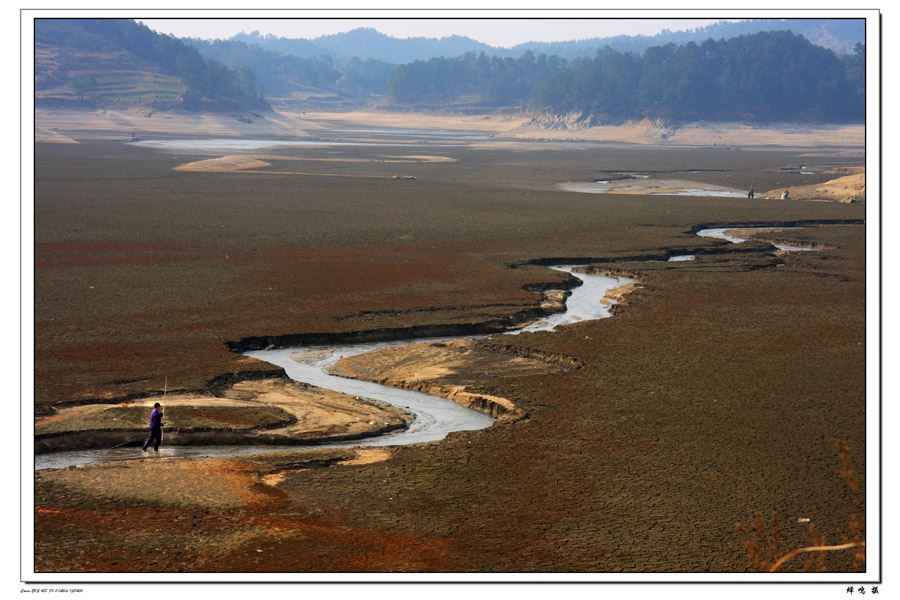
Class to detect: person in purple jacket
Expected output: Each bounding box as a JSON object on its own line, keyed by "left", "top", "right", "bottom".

{"left": 141, "top": 403, "right": 164, "bottom": 452}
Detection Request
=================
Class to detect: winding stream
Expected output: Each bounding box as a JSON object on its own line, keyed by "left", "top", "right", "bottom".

{"left": 35, "top": 267, "right": 629, "bottom": 470}
{"left": 36, "top": 227, "right": 819, "bottom": 470}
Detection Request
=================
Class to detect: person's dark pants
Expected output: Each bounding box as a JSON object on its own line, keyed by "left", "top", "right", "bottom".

{"left": 142, "top": 427, "right": 162, "bottom": 451}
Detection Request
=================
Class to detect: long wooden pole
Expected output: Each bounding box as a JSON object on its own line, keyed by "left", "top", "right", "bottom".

{"left": 161, "top": 377, "right": 167, "bottom": 447}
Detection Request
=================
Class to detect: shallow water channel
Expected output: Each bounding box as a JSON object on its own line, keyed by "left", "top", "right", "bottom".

{"left": 35, "top": 226, "right": 822, "bottom": 470}
{"left": 35, "top": 267, "right": 630, "bottom": 470}
{"left": 697, "top": 227, "right": 818, "bottom": 251}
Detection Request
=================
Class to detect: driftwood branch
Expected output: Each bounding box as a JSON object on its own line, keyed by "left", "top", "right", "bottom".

{"left": 769, "top": 542, "right": 865, "bottom": 572}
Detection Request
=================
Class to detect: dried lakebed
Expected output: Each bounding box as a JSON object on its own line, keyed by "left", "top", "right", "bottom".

{"left": 35, "top": 226, "right": 827, "bottom": 471}
{"left": 35, "top": 266, "right": 631, "bottom": 470}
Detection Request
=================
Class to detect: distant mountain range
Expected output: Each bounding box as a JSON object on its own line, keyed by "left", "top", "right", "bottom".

{"left": 231, "top": 19, "right": 865, "bottom": 64}
{"left": 231, "top": 29, "right": 492, "bottom": 65}
{"left": 34, "top": 17, "right": 866, "bottom": 124}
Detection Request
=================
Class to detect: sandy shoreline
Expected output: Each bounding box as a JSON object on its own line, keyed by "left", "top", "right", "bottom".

{"left": 765, "top": 167, "right": 865, "bottom": 203}
{"left": 35, "top": 107, "right": 864, "bottom": 148}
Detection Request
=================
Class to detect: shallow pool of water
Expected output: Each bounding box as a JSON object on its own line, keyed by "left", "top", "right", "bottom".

{"left": 560, "top": 182, "right": 746, "bottom": 197}
{"left": 132, "top": 138, "right": 462, "bottom": 153}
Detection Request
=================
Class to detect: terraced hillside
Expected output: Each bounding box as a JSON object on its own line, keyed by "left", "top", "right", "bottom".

{"left": 34, "top": 19, "right": 266, "bottom": 111}
{"left": 35, "top": 20, "right": 183, "bottom": 106}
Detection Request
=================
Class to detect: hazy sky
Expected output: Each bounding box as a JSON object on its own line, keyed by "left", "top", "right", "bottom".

{"left": 139, "top": 18, "right": 736, "bottom": 48}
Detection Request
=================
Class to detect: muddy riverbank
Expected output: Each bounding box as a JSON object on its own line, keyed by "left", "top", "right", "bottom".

{"left": 35, "top": 107, "right": 865, "bottom": 148}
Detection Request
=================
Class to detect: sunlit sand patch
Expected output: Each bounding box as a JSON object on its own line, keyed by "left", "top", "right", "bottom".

{"left": 326, "top": 337, "right": 587, "bottom": 421}
{"left": 245, "top": 445, "right": 391, "bottom": 487}
{"left": 765, "top": 168, "right": 865, "bottom": 203}
{"left": 174, "top": 155, "right": 272, "bottom": 172}
{"left": 173, "top": 153, "right": 445, "bottom": 175}
{"left": 605, "top": 281, "right": 642, "bottom": 302}
{"left": 338, "top": 447, "right": 393, "bottom": 466}
{"left": 228, "top": 379, "right": 410, "bottom": 438}
{"left": 35, "top": 107, "right": 318, "bottom": 140}
{"left": 262, "top": 471, "right": 291, "bottom": 486}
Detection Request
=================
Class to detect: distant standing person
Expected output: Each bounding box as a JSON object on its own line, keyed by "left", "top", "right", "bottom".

{"left": 142, "top": 403, "right": 164, "bottom": 451}
{"left": 781, "top": 190, "right": 790, "bottom": 200}
{"left": 748, "top": 188, "right": 755, "bottom": 198}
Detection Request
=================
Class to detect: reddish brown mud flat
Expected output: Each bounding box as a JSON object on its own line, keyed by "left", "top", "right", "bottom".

{"left": 32, "top": 129, "right": 866, "bottom": 574}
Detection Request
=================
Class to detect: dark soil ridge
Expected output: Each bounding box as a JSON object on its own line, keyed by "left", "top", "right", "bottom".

{"left": 470, "top": 340, "right": 586, "bottom": 369}
{"left": 35, "top": 388, "right": 190, "bottom": 417}
{"left": 686, "top": 218, "right": 864, "bottom": 234}
{"left": 509, "top": 246, "right": 762, "bottom": 268}
{"left": 34, "top": 420, "right": 408, "bottom": 455}
{"left": 206, "top": 368, "right": 292, "bottom": 397}
{"left": 689, "top": 219, "right": 864, "bottom": 253}
{"left": 332, "top": 301, "right": 532, "bottom": 322}
{"left": 225, "top": 280, "right": 582, "bottom": 354}
{"left": 512, "top": 220, "right": 863, "bottom": 270}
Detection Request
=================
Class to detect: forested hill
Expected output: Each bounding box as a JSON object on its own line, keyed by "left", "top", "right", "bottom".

{"left": 35, "top": 19, "right": 269, "bottom": 111}
{"left": 388, "top": 31, "right": 865, "bottom": 123}
{"left": 531, "top": 31, "right": 865, "bottom": 123}
{"left": 515, "top": 18, "right": 866, "bottom": 59}
{"left": 388, "top": 51, "right": 568, "bottom": 109}
{"left": 183, "top": 37, "right": 341, "bottom": 97}
{"left": 183, "top": 37, "right": 398, "bottom": 101}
